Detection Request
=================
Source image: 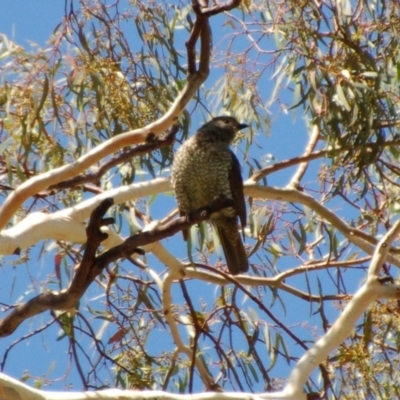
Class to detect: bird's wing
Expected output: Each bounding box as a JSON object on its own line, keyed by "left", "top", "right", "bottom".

{"left": 229, "top": 150, "right": 246, "bottom": 228}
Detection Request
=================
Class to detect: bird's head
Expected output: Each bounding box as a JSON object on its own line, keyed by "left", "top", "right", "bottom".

{"left": 199, "top": 116, "right": 249, "bottom": 143}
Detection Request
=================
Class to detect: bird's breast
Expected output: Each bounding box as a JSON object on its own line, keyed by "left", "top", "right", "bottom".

{"left": 172, "top": 141, "right": 234, "bottom": 213}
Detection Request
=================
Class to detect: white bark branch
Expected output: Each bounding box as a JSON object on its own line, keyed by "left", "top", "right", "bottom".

{"left": 1, "top": 179, "right": 395, "bottom": 266}
{"left": 0, "top": 178, "right": 170, "bottom": 255}
{"left": 244, "top": 183, "right": 400, "bottom": 267}
{"left": 288, "top": 124, "right": 320, "bottom": 189}
{"left": 284, "top": 219, "right": 400, "bottom": 394}
{"left": 0, "top": 370, "right": 302, "bottom": 400}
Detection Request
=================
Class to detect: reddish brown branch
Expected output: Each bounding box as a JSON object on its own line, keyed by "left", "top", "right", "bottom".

{"left": 185, "top": 0, "right": 242, "bottom": 77}
{"left": 94, "top": 196, "right": 234, "bottom": 269}
{"left": 49, "top": 127, "right": 178, "bottom": 190}
{"left": 250, "top": 139, "right": 400, "bottom": 183}
{"left": 0, "top": 196, "right": 234, "bottom": 337}
{"left": 0, "top": 198, "right": 115, "bottom": 337}
{"left": 186, "top": 11, "right": 204, "bottom": 75}
{"left": 251, "top": 149, "right": 328, "bottom": 182}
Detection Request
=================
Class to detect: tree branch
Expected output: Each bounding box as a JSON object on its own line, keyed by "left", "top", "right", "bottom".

{"left": 0, "top": 196, "right": 235, "bottom": 337}
{"left": 200, "top": 0, "right": 243, "bottom": 16}
{"left": 49, "top": 126, "right": 178, "bottom": 190}
{"left": 0, "top": 0, "right": 215, "bottom": 231}
{"left": 0, "top": 198, "right": 115, "bottom": 337}
{"left": 250, "top": 140, "right": 400, "bottom": 183}
{"left": 284, "top": 220, "right": 400, "bottom": 395}
{"left": 245, "top": 183, "right": 400, "bottom": 268}
{"left": 288, "top": 124, "right": 320, "bottom": 189}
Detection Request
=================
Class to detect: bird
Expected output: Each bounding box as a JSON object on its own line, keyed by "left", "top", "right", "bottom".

{"left": 171, "top": 116, "right": 249, "bottom": 275}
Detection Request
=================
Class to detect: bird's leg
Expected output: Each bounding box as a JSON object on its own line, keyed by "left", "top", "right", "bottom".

{"left": 186, "top": 196, "right": 235, "bottom": 223}
{"left": 210, "top": 194, "right": 235, "bottom": 211}
{"left": 188, "top": 205, "right": 213, "bottom": 222}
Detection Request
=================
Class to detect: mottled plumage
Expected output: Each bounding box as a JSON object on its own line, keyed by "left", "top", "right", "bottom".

{"left": 171, "top": 116, "right": 249, "bottom": 275}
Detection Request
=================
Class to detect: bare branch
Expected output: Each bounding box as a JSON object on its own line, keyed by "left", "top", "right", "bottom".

{"left": 250, "top": 140, "right": 400, "bottom": 183}
{"left": 0, "top": 196, "right": 235, "bottom": 337}
{"left": 0, "top": 198, "right": 115, "bottom": 337}
{"left": 0, "top": 0, "right": 215, "bottom": 230}
{"left": 201, "top": 0, "right": 243, "bottom": 16}
{"left": 49, "top": 126, "right": 178, "bottom": 190}
{"left": 245, "top": 183, "right": 400, "bottom": 268}
{"left": 285, "top": 220, "right": 400, "bottom": 394}
{"left": 288, "top": 124, "right": 320, "bottom": 189}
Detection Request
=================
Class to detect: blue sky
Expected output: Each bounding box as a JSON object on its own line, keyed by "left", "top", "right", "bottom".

{"left": 0, "top": 1, "right": 66, "bottom": 46}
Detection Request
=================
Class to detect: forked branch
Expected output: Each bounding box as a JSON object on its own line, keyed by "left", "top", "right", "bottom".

{"left": 0, "top": 195, "right": 237, "bottom": 337}
{"left": 0, "top": 0, "right": 243, "bottom": 230}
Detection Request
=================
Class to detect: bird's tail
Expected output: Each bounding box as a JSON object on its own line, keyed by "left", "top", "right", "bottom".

{"left": 216, "top": 221, "right": 249, "bottom": 275}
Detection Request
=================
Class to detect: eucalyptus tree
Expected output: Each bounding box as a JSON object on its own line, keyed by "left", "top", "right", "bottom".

{"left": 0, "top": 1, "right": 400, "bottom": 399}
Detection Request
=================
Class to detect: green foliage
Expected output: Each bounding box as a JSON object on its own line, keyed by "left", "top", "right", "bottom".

{"left": 262, "top": 0, "right": 400, "bottom": 172}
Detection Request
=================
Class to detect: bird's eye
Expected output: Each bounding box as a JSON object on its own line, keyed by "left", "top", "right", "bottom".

{"left": 223, "top": 119, "right": 230, "bottom": 124}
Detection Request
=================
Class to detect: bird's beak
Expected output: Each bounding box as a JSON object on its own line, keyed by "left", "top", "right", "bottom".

{"left": 238, "top": 123, "right": 249, "bottom": 130}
